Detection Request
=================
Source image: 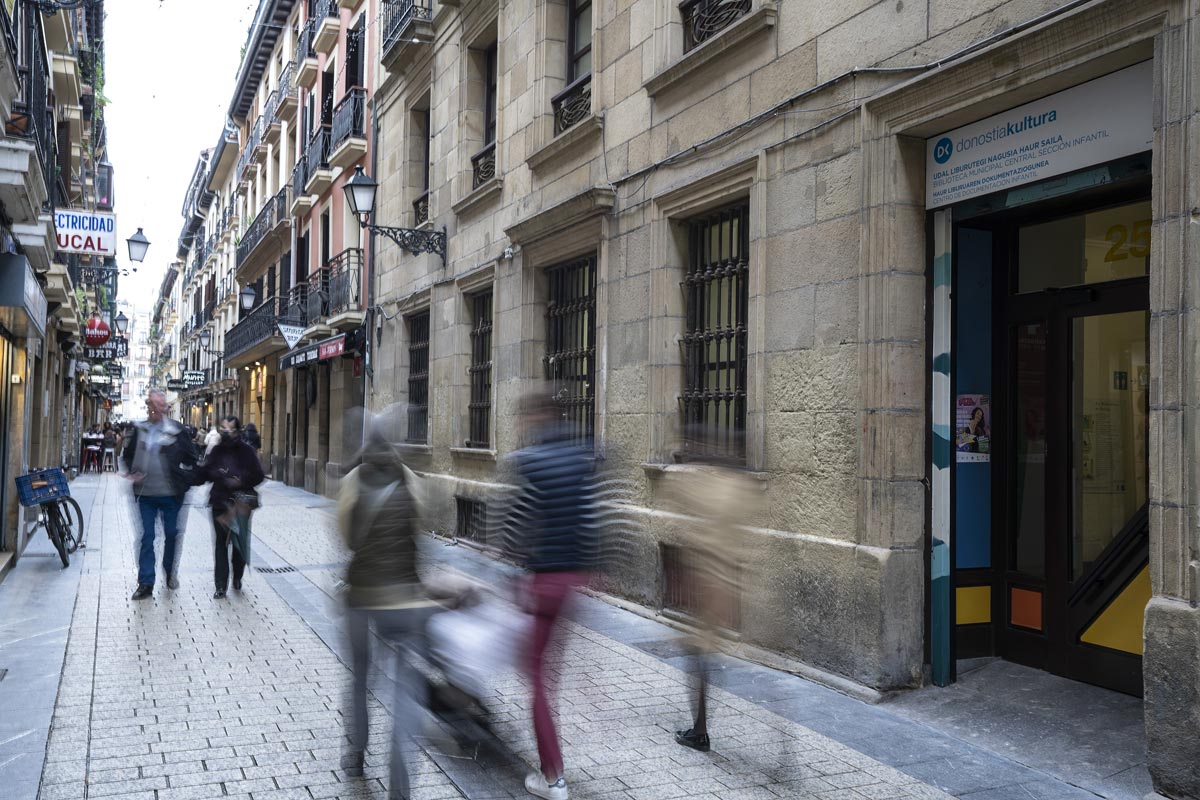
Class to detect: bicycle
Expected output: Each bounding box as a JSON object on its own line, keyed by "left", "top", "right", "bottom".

{"left": 16, "top": 468, "right": 85, "bottom": 569}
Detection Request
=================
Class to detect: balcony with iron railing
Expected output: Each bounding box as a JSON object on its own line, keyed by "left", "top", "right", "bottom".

{"left": 330, "top": 88, "right": 367, "bottom": 168}
{"left": 304, "top": 125, "right": 332, "bottom": 194}
{"left": 682, "top": 0, "right": 752, "bottom": 52}
{"left": 295, "top": 18, "right": 318, "bottom": 90}
{"left": 290, "top": 158, "right": 313, "bottom": 216}
{"left": 304, "top": 268, "right": 331, "bottom": 328}
{"left": 274, "top": 60, "right": 299, "bottom": 123}
{"left": 203, "top": 300, "right": 216, "bottom": 324}
{"left": 236, "top": 186, "right": 291, "bottom": 278}
{"left": 263, "top": 92, "right": 282, "bottom": 147}
{"left": 471, "top": 142, "right": 496, "bottom": 190}
{"left": 8, "top": 33, "right": 58, "bottom": 218}
{"left": 281, "top": 284, "right": 309, "bottom": 327}
{"left": 382, "top": 0, "right": 433, "bottom": 70}
{"left": 225, "top": 295, "right": 284, "bottom": 365}
{"left": 552, "top": 73, "right": 592, "bottom": 135}
{"left": 310, "top": 0, "right": 340, "bottom": 55}
{"left": 327, "top": 248, "right": 363, "bottom": 322}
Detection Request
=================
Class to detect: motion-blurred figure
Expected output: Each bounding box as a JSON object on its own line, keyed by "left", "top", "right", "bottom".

{"left": 338, "top": 411, "right": 433, "bottom": 798}
{"left": 659, "top": 437, "right": 757, "bottom": 753}
{"left": 501, "top": 389, "right": 600, "bottom": 800}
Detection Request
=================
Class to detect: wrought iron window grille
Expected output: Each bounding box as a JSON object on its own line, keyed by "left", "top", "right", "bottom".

{"left": 466, "top": 291, "right": 493, "bottom": 448}
{"left": 471, "top": 142, "right": 496, "bottom": 190}
{"left": 456, "top": 497, "right": 488, "bottom": 545}
{"left": 679, "top": 201, "right": 749, "bottom": 461}
{"left": 552, "top": 74, "right": 592, "bottom": 136}
{"left": 681, "top": 0, "right": 751, "bottom": 52}
{"left": 545, "top": 255, "right": 597, "bottom": 447}
{"left": 412, "top": 191, "right": 430, "bottom": 227}
{"left": 407, "top": 312, "right": 430, "bottom": 443}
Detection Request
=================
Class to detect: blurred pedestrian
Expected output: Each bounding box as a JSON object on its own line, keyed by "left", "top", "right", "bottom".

{"left": 244, "top": 421, "right": 262, "bottom": 452}
{"left": 198, "top": 416, "right": 264, "bottom": 599}
{"left": 338, "top": 411, "right": 433, "bottom": 797}
{"left": 502, "top": 389, "right": 600, "bottom": 800}
{"left": 121, "top": 390, "right": 199, "bottom": 600}
{"left": 659, "top": 434, "right": 757, "bottom": 753}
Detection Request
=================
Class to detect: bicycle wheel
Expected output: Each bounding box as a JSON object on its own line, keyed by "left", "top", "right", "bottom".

{"left": 58, "top": 496, "right": 84, "bottom": 552}
{"left": 45, "top": 504, "right": 70, "bottom": 568}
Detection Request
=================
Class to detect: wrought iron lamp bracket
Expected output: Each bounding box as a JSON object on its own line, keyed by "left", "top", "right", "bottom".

{"left": 363, "top": 221, "right": 447, "bottom": 264}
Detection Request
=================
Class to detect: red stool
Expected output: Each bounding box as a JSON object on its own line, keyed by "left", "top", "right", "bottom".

{"left": 84, "top": 446, "right": 101, "bottom": 473}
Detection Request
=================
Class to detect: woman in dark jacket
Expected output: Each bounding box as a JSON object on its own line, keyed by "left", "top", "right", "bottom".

{"left": 198, "top": 416, "right": 265, "bottom": 598}
{"left": 244, "top": 422, "right": 262, "bottom": 452}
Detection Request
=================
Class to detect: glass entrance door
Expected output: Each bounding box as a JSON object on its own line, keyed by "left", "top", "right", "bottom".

{"left": 997, "top": 198, "right": 1150, "bottom": 696}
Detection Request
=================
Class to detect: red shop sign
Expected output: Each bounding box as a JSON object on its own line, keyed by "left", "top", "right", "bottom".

{"left": 318, "top": 335, "right": 345, "bottom": 361}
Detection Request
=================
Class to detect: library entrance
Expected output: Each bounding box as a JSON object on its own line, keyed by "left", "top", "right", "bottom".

{"left": 946, "top": 174, "right": 1152, "bottom": 696}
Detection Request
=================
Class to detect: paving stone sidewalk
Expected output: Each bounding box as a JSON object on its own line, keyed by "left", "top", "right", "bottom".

{"left": 33, "top": 475, "right": 954, "bottom": 799}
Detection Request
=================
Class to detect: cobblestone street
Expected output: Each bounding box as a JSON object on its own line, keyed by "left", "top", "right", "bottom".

{"left": 0, "top": 475, "right": 1148, "bottom": 800}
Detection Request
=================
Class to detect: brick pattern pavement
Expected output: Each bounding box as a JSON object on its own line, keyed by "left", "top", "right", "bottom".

{"left": 37, "top": 476, "right": 954, "bottom": 799}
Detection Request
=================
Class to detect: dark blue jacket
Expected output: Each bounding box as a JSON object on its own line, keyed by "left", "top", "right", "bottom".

{"left": 507, "top": 430, "right": 598, "bottom": 573}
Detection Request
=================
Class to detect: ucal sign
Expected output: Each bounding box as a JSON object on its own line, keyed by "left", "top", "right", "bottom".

{"left": 54, "top": 210, "right": 117, "bottom": 257}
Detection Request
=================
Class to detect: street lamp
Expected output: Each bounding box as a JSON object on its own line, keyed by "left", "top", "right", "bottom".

{"left": 240, "top": 285, "right": 257, "bottom": 311}
{"left": 114, "top": 311, "right": 128, "bottom": 335}
{"left": 343, "top": 166, "right": 446, "bottom": 262}
{"left": 126, "top": 228, "right": 150, "bottom": 263}
{"left": 198, "top": 329, "right": 212, "bottom": 349}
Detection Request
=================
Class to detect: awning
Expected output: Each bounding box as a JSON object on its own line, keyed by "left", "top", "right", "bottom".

{"left": 279, "top": 333, "right": 345, "bottom": 370}
{"left": 0, "top": 252, "right": 48, "bottom": 339}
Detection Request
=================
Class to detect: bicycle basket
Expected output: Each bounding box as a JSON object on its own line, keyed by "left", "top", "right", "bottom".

{"left": 16, "top": 468, "right": 70, "bottom": 507}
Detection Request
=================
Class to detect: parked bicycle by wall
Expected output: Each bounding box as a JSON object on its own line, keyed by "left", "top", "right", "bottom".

{"left": 16, "top": 468, "right": 84, "bottom": 568}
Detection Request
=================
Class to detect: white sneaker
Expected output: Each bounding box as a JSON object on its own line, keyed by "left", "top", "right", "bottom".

{"left": 524, "top": 772, "right": 568, "bottom": 800}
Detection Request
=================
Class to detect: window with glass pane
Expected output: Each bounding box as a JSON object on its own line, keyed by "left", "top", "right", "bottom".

{"left": 545, "top": 255, "right": 596, "bottom": 446}
{"left": 1017, "top": 200, "right": 1151, "bottom": 292}
{"left": 680, "top": 202, "right": 749, "bottom": 460}
{"left": 484, "top": 44, "right": 498, "bottom": 144}
{"left": 407, "top": 312, "right": 430, "bottom": 444}
{"left": 568, "top": 0, "right": 592, "bottom": 80}
{"left": 467, "top": 291, "right": 493, "bottom": 448}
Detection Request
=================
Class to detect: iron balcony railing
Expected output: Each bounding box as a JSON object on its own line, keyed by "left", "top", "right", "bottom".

{"left": 274, "top": 60, "right": 296, "bottom": 114}
{"left": 291, "top": 160, "right": 308, "bottom": 202}
{"left": 237, "top": 115, "right": 264, "bottom": 182}
{"left": 11, "top": 30, "right": 58, "bottom": 209}
{"left": 382, "top": 0, "right": 432, "bottom": 55}
{"left": 305, "top": 268, "right": 330, "bottom": 326}
{"left": 412, "top": 191, "right": 429, "bottom": 226}
{"left": 327, "top": 248, "right": 362, "bottom": 315}
{"left": 681, "top": 0, "right": 751, "bottom": 52}
{"left": 282, "top": 284, "right": 309, "bottom": 326}
{"left": 304, "top": 125, "right": 331, "bottom": 187}
{"left": 553, "top": 73, "right": 592, "bottom": 135}
{"left": 296, "top": 17, "right": 316, "bottom": 65}
{"left": 261, "top": 90, "right": 279, "bottom": 129}
{"left": 225, "top": 296, "right": 282, "bottom": 360}
{"left": 203, "top": 300, "right": 215, "bottom": 324}
{"left": 310, "top": 0, "right": 338, "bottom": 19}
{"left": 331, "top": 88, "right": 366, "bottom": 153}
{"left": 236, "top": 187, "right": 290, "bottom": 269}
{"left": 471, "top": 142, "right": 496, "bottom": 189}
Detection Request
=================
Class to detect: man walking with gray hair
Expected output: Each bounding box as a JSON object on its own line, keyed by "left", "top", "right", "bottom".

{"left": 121, "top": 390, "right": 198, "bottom": 600}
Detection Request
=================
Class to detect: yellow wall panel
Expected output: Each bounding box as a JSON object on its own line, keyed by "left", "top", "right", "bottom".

{"left": 956, "top": 586, "right": 991, "bottom": 625}
{"left": 1080, "top": 566, "right": 1151, "bottom": 655}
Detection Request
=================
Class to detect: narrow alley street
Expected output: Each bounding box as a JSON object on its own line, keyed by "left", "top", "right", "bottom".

{"left": 0, "top": 475, "right": 1149, "bottom": 800}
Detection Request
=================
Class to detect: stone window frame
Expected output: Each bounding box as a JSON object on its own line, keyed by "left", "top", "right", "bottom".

{"left": 400, "top": 87, "right": 433, "bottom": 229}
{"left": 450, "top": 264, "right": 497, "bottom": 459}
{"left": 647, "top": 157, "right": 765, "bottom": 471}
{"left": 525, "top": 0, "right": 602, "bottom": 173}
{"left": 643, "top": 0, "right": 778, "bottom": 98}
{"left": 452, "top": 12, "right": 503, "bottom": 211}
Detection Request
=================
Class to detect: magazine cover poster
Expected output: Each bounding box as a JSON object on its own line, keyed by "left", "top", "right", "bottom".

{"left": 956, "top": 394, "right": 991, "bottom": 463}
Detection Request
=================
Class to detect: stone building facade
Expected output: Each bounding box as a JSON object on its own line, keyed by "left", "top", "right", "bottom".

{"left": 364, "top": 1, "right": 1200, "bottom": 797}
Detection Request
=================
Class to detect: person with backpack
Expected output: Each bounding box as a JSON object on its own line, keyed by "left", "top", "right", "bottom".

{"left": 338, "top": 411, "right": 434, "bottom": 798}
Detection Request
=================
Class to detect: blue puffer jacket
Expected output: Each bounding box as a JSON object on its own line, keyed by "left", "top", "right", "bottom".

{"left": 507, "top": 428, "right": 599, "bottom": 573}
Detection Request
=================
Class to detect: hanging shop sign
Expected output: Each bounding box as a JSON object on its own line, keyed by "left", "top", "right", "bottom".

{"left": 166, "top": 378, "right": 187, "bottom": 391}
{"left": 925, "top": 62, "right": 1152, "bottom": 209}
{"left": 54, "top": 210, "right": 117, "bottom": 257}
{"left": 277, "top": 323, "right": 305, "bottom": 349}
{"left": 82, "top": 337, "right": 128, "bottom": 361}
{"left": 84, "top": 315, "right": 111, "bottom": 346}
{"left": 279, "top": 333, "right": 345, "bottom": 370}
{"left": 104, "top": 362, "right": 123, "bottom": 377}
{"left": 183, "top": 370, "right": 206, "bottom": 388}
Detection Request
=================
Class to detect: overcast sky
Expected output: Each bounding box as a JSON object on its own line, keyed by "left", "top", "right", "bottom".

{"left": 105, "top": 0, "right": 259, "bottom": 312}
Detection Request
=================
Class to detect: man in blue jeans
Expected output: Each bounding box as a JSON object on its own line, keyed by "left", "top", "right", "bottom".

{"left": 120, "top": 390, "right": 198, "bottom": 600}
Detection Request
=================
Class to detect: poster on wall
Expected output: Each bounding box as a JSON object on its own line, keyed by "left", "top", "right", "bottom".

{"left": 956, "top": 394, "right": 991, "bottom": 462}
